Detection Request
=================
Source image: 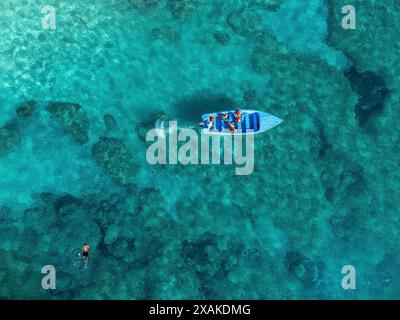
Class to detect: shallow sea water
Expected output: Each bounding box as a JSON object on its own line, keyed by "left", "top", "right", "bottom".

{"left": 0, "top": 0, "right": 399, "bottom": 299}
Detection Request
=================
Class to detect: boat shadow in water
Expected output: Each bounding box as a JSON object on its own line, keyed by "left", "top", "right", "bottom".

{"left": 136, "top": 93, "right": 236, "bottom": 141}
{"left": 172, "top": 92, "right": 236, "bottom": 123}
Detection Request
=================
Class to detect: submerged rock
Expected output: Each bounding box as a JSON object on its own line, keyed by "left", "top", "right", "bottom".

{"left": 53, "top": 194, "right": 81, "bottom": 216}
{"left": 344, "top": 66, "right": 389, "bottom": 127}
{"left": 0, "top": 250, "right": 39, "bottom": 299}
{"left": 182, "top": 236, "right": 216, "bottom": 267}
{"left": 213, "top": 31, "right": 231, "bottom": 45}
{"left": 328, "top": 212, "right": 360, "bottom": 241}
{"left": 128, "top": 0, "right": 161, "bottom": 9}
{"left": 16, "top": 100, "right": 37, "bottom": 118}
{"left": 23, "top": 205, "right": 56, "bottom": 230}
{"left": 46, "top": 193, "right": 83, "bottom": 226}
{"left": 47, "top": 102, "right": 89, "bottom": 145}
{"left": 243, "top": 89, "right": 257, "bottom": 103}
{"left": 92, "top": 136, "right": 137, "bottom": 188}
{"left": 136, "top": 111, "right": 166, "bottom": 143}
{"left": 181, "top": 233, "right": 223, "bottom": 273}
{"left": 285, "top": 251, "right": 324, "bottom": 288}
{"left": 0, "top": 121, "right": 21, "bottom": 156}
{"left": 150, "top": 26, "right": 180, "bottom": 42}
{"left": 0, "top": 206, "right": 13, "bottom": 225}
{"left": 250, "top": 0, "right": 284, "bottom": 11}
{"left": 227, "top": 7, "right": 262, "bottom": 37}
{"left": 168, "top": 0, "right": 193, "bottom": 19}
{"left": 250, "top": 39, "right": 289, "bottom": 74}
{"left": 136, "top": 188, "right": 165, "bottom": 215}
{"left": 103, "top": 113, "right": 118, "bottom": 132}
{"left": 40, "top": 192, "right": 54, "bottom": 203}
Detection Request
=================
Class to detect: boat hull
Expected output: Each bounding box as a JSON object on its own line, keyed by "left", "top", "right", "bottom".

{"left": 201, "top": 109, "right": 282, "bottom": 135}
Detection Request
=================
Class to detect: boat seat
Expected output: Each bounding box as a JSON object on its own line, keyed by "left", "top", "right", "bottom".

{"left": 248, "top": 113, "right": 260, "bottom": 132}
{"left": 215, "top": 114, "right": 222, "bottom": 131}
{"left": 203, "top": 111, "right": 260, "bottom": 133}
{"left": 254, "top": 112, "right": 260, "bottom": 131}
{"left": 239, "top": 116, "right": 246, "bottom": 133}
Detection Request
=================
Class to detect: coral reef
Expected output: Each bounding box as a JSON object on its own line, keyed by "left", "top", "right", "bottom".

{"left": 92, "top": 137, "right": 138, "bottom": 188}
{"left": 285, "top": 251, "right": 324, "bottom": 289}
{"left": 250, "top": 0, "right": 284, "bottom": 11}
{"left": 128, "top": 0, "right": 161, "bottom": 10}
{"left": 0, "top": 121, "right": 21, "bottom": 156}
{"left": 16, "top": 100, "right": 37, "bottom": 118}
{"left": 227, "top": 7, "right": 263, "bottom": 37}
{"left": 150, "top": 26, "right": 180, "bottom": 42}
{"left": 136, "top": 111, "right": 166, "bottom": 143}
{"left": 103, "top": 113, "right": 118, "bottom": 132}
{"left": 168, "top": 0, "right": 194, "bottom": 19}
{"left": 345, "top": 66, "right": 389, "bottom": 127}
{"left": 213, "top": 31, "right": 231, "bottom": 45}
{"left": 47, "top": 102, "right": 90, "bottom": 145}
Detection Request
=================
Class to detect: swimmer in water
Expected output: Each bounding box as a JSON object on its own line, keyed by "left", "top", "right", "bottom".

{"left": 82, "top": 243, "right": 90, "bottom": 264}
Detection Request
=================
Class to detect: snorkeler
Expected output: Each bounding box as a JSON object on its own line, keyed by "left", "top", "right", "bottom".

{"left": 82, "top": 243, "right": 90, "bottom": 264}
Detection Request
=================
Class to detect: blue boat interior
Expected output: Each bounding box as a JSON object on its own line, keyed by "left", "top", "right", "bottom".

{"left": 202, "top": 111, "right": 260, "bottom": 133}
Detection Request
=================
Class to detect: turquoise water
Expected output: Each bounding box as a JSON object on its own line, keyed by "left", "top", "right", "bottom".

{"left": 0, "top": 0, "right": 399, "bottom": 299}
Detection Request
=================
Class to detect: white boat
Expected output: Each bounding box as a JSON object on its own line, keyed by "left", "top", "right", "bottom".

{"left": 201, "top": 109, "right": 282, "bottom": 135}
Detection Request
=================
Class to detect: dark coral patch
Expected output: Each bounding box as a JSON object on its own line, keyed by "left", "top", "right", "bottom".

{"left": 128, "top": 0, "right": 160, "bottom": 10}
{"left": 16, "top": 100, "right": 37, "bottom": 118}
{"left": 250, "top": 0, "right": 284, "bottom": 11}
{"left": 0, "top": 121, "right": 21, "bottom": 156}
{"left": 92, "top": 136, "right": 137, "bottom": 188}
{"left": 344, "top": 66, "right": 389, "bottom": 127}
{"left": 136, "top": 111, "right": 167, "bottom": 143}
{"left": 227, "top": 7, "right": 262, "bottom": 37}
{"left": 285, "top": 251, "right": 324, "bottom": 288}
{"left": 103, "top": 113, "right": 118, "bottom": 132}
{"left": 150, "top": 26, "right": 180, "bottom": 42}
{"left": 47, "top": 102, "right": 89, "bottom": 145}
{"left": 213, "top": 31, "right": 231, "bottom": 45}
{"left": 168, "top": 0, "right": 193, "bottom": 19}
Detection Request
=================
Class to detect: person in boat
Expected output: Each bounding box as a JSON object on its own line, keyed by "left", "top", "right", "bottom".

{"left": 208, "top": 116, "right": 215, "bottom": 129}
{"left": 82, "top": 243, "right": 90, "bottom": 264}
{"left": 229, "top": 122, "right": 237, "bottom": 133}
{"left": 221, "top": 113, "right": 229, "bottom": 122}
{"left": 234, "top": 110, "right": 242, "bottom": 123}
{"left": 199, "top": 116, "right": 215, "bottom": 130}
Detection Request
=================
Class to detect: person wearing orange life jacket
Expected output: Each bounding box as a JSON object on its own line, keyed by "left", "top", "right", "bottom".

{"left": 234, "top": 110, "right": 242, "bottom": 123}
